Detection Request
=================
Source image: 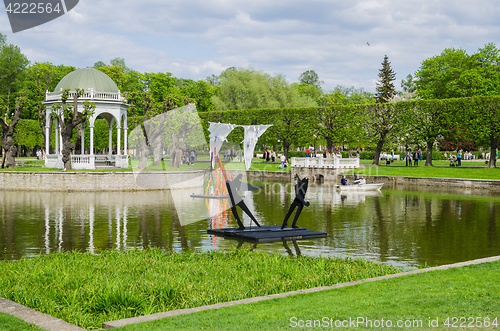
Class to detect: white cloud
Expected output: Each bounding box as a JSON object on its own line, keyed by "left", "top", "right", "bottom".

{"left": 3, "top": 0, "right": 500, "bottom": 92}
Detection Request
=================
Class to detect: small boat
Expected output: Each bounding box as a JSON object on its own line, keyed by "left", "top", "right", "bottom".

{"left": 335, "top": 183, "right": 384, "bottom": 191}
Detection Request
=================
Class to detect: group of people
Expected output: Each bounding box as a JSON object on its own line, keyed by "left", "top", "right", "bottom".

{"left": 404, "top": 148, "right": 422, "bottom": 166}
{"left": 224, "top": 149, "right": 236, "bottom": 161}
{"left": 340, "top": 175, "right": 365, "bottom": 185}
{"left": 181, "top": 149, "right": 197, "bottom": 165}
{"left": 445, "top": 150, "right": 463, "bottom": 167}
{"left": 262, "top": 150, "right": 276, "bottom": 162}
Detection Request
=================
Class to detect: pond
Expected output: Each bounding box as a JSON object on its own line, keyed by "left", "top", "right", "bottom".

{"left": 1, "top": 181, "right": 499, "bottom": 268}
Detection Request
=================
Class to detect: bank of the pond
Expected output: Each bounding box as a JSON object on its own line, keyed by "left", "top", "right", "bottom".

{"left": 342, "top": 174, "right": 500, "bottom": 191}
{"left": 3, "top": 166, "right": 500, "bottom": 191}
{"left": 0, "top": 249, "right": 401, "bottom": 330}
{"left": 0, "top": 170, "right": 205, "bottom": 192}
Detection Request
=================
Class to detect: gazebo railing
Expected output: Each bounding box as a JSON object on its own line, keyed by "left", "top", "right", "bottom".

{"left": 45, "top": 90, "right": 125, "bottom": 102}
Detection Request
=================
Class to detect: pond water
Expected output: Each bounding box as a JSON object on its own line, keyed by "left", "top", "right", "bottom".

{"left": 1, "top": 181, "right": 499, "bottom": 268}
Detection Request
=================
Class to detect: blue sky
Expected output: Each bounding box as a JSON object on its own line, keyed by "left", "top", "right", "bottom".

{"left": 2, "top": 0, "right": 500, "bottom": 92}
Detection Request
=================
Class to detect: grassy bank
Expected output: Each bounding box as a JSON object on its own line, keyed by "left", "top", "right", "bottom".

{"left": 355, "top": 164, "right": 500, "bottom": 180}
{"left": 117, "top": 260, "right": 500, "bottom": 331}
{"left": 0, "top": 249, "right": 400, "bottom": 330}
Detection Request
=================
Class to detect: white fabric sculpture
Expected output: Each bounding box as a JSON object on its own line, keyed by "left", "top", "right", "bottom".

{"left": 208, "top": 122, "right": 237, "bottom": 167}
{"left": 241, "top": 125, "right": 272, "bottom": 170}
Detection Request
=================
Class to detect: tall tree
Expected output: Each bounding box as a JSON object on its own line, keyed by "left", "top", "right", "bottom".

{"left": 0, "top": 94, "right": 25, "bottom": 168}
{"left": 361, "top": 103, "right": 404, "bottom": 165}
{"left": 0, "top": 35, "right": 29, "bottom": 165}
{"left": 295, "top": 70, "right": 323, "bottom": 100}
{"left": 0, "top": 37, "right": 29, "bottom": 117}
{"left": 51, "top": 89, "right": 95, "bottom": 170}
{"left": 375, "top": 55, "right": 396, "bottom": 103}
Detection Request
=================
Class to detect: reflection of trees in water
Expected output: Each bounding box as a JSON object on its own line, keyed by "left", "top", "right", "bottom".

{"left": 373, "top": 197, "right": 388, "bottom": 262}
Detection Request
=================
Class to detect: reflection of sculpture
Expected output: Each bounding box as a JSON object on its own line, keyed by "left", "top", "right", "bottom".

{"left": 226, "top": 174, "right": 261, "bottom": 230}
{"left": 281, "top": 175, "right": 310, "bottom": 229}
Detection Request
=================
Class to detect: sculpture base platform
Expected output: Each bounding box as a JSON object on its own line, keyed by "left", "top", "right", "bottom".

{"left": 190, "top": 194, "right": 230, "bottom": 200}
{"left": 207, "top": 225, "right": 327, "bottom": 243}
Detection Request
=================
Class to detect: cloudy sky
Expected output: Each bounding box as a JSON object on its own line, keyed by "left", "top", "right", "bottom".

{"left": 2, "top": 0, "right": 500, "bottom": 92}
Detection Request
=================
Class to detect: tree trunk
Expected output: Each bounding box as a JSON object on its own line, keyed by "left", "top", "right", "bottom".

{"left": 61, "top": 132, "right": 75, "bottom": 170}
{"left": 489, "top": 134, "right": 497, "bottom": 168}
{"left": 283, "top": 139, "right": 290, "bottom": 160}
{"left": 0, "top": 96, "right": 23, "bottom": 169}
{"left": 425, "top": 140, "right": 433, "bottom": 166}
{"left": 325, "top": 137, "right": 334, "bottom": 154}
{"left": 0, "top": 135, "right": 17, "bottom": 168}
{"left": 372, "top": 134, "right": 386, "bottom": 165}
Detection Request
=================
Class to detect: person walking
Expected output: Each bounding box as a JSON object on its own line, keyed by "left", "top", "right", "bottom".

{"left": 280, "top": 154, "right": 286, "bottom": 169}
{"left": 457, "top": 150, "right": 462, "bottom": 167}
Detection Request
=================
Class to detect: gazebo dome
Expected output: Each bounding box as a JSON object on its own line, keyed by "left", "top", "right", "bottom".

{"left": 54, "top": 67, "right": 119, "bottom": 93}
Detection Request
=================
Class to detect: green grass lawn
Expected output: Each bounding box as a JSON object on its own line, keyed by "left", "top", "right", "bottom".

{"left": 0, "top": 313, "right": 44, "bottom": 331}
{"left": 0, "top": 158, "right": 290, "bottom": 173}
{"left": 0, "top": 250, "right": 399, "bottom": 330}
{"left": 116, "top": 260, "right": 500, "bottom": 331}
{"left": 354, "top": 164, "right": 500, "bottom": 180}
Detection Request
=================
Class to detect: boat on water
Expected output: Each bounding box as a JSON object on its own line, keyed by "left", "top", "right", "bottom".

{"left": 335, "top": 183, "right": 384, "bottom": 191}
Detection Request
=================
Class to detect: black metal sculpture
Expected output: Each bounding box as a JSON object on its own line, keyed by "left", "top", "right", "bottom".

{"left": 226, "top": 174, "right": 261, "bottom": 230}
{"left": 281, "top": 174, "right": 310, "bottom": 229}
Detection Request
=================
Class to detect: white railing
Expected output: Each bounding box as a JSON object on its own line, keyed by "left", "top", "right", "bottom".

{"left": 291, "top": 157, "right": 360, "bottom": 169}
{"left": 95, "top": 155, "right": 110, "bottom": 163}
{"left": 71, "top": 155, "right": 91, "bottom": 164}
{"left": 71, "top": 155, "right": 96, "bottom": 169}
{"left": 45, "top": 90, "right": 125, "bottom": 102}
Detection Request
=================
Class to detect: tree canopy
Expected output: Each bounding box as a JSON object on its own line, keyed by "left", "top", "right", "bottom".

{"left": 211, "top": 67, "right": 316, "bottom": 111}
{"left": 414, "top": 43, "right": 500, "bottom": 99}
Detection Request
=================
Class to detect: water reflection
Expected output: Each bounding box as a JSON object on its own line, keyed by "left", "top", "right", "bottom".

{"left": 1, "top": 183, "right": 500, "bottom": 268}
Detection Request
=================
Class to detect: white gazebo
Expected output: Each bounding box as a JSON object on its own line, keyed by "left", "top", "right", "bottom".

{"left": 43, "top": 68, "right": 129, "bottom": 169}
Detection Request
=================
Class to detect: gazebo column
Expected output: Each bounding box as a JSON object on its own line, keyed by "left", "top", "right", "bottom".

{"left": 45, "top": 126, "right": 50, "bottom": 155}
{"left": 108, "top": 124, "right": 113, "bottom": 155}
{"left": 59, "top": 126, "right": 63, "bottom": 154}
{"left": 55, "top": 119, "right": 59, "bottom": 154}
{"left": 117, "top": 126, "right": 121, "bottom": 155}
{"left": 90, "top": 126, "right": 94, "bottom": 155}
{"left": 124, "top": 127, "right": 128, "bottom": 156}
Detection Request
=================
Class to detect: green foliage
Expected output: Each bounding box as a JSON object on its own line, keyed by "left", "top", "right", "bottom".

{"left": 415, "top": 43, "right": 500, "bottom": 100}
{"left": 375, "top": 55, "right": 397, "bottom": 103}
{"left": 0, "top": 38, "right": 29, "bottom": 117}
{"left": 401, "top": 74, "right": 417, "bottom": 93}
{"left": 295, "top": 70, "right": 323, "bottom": 100}
{"left": 13, "top": 119, "right": 43, "bottom": 149}
{"left": 179, "top": 80, "right": 216, "bottom": 112}
{"left": 212, "top": 67, "right": 316, "bottom": 111}
{"left": 95, "top": 58, "right": 144, "bottom": 93}
{"left": 24, "top": 62, "right": 75, "bottom": 120}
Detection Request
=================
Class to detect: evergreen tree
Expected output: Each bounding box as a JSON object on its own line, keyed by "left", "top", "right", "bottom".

{"left": 375, "top": 55, "right": 396, "bottom": 103}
